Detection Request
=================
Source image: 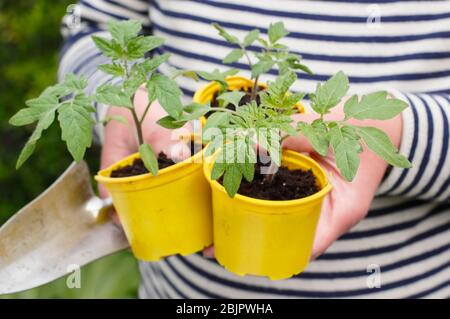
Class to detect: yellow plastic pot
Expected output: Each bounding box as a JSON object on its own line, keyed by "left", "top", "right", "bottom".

{"left": 193, "top": 76, "right": 305, "bottom": 126}
{"left": 203, "top": 150, "right": 332, "bottom": 280}
{"left": 95, "top": 148, "right": 212, "bottom": 261}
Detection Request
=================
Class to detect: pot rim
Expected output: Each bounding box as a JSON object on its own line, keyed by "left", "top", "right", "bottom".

{"left": 203, "top": 149, "right": 332, "bottom": 208}
{"left": 95, "top": 142, "right": 204, "bottom": 185}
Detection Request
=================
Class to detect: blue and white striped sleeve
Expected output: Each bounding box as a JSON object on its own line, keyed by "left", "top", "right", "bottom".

{"left": 58, "top": 0, "right": 151, "bottom": 142}
{"left": 377, "top": 91, "right": 450, "bottom": 203}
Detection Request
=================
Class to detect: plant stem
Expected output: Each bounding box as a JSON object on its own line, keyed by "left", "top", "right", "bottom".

{"left": 263, "top": 160, "right": 278, "bottom": 184}
{"left": 139, "top": 101, "right": 152, "bottom": 125}
{"left": 130, "top": 103, "right": 144, "bottom": 145}
{"left": 250, "top": 75, "right": 259, "bottom": 101}
{"left": 240, "top": 46, "right": 260, "bottom": 102}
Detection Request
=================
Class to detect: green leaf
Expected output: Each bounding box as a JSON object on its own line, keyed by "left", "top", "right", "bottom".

{"left": 257, "top": 37, "right": 270, "bottom": 48}
{"left": 126, "top": 36, "right": 164, "bottom": 59}
{"left": 222, "top": 164, "right": 243, "bottom": 197}
{"left": 223, "top": 48, "right": 244, "bottom": 64}
{"left": 197, "top": 68, "right": 239, "bottom": 88}
{"left": 62, "top": 73, "right": 88, "bottom": 91}
{"left": 212, "top": 23, "right": 239, "bottom": 44}
{"left": 139, "top": 143, "right": 158, "bottom": 176}
{"left": 211, "top": 161, "right": 225, "bottom": 180}
{"left": 91, "top": 36, "right": 122, "bottom": 59}
{"left": 179, "top": 103, "right": 211, "bottom": 121}
{"left": 108, "top": 20, "right": 142, "bottom": 46}
{"left": 95, "top": 84, "right": 133, "bottom": 108}
{"left": 58, "top": 94, "right": 95, "bottom": 162}
{"left": 243, "top": 29, "right": 260, "bottom": 47}
{"left": 98, "top": 63, "right": 125, "bottom": 77}
{"left": 251, "top": 58, "right": 275, "bottom": 78}
{"left": 146, "top": 74, "right": 183, "bottom": 118}
{"left": 329, "top": 125, "right": 361, "bottom": 181}
{"left": 312, "top": 71, "right": 349, "bottom": 115}
{"left": 358, "top": 127, "right": 412, "bottom": 168}
{"left": 15, "top": 109, "right": 57, "bottom": 169}
{"left": 344, "top": 91, "right": 408, "bottom": 120}
{"left": 204, "top": 112, "right": 231, "bottom": 131}
{"left": 217, "top": 91, "right": 246, "bottom": 108}
{"left": 291, "top": 63, "right": 313, "bottom": 75}
{"left": 268, "top": 22, "right": 289, "bottom": 44}
{"left": 135, "top": 53, "right": 170, "bottom": 74}
{"left": 268, "top": 71, "right": 296, "bottom": 100}
{"left": 10, "top": 95, "right": 59, "bottom": 126}
{"left": 9, "top": 107, "right": 46, "bottom": 126}
{"left": 297, "top": 121, "right": 329, "bottom": 156}
{"left": 157, "top": 115, "right": 186, "bottom": 129}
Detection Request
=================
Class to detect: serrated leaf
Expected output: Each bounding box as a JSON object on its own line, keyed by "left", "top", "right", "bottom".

{"left": 92, "top": 36, "right": 122, "bottom": 59}
{"left": 157, "top": 115, "right": 186, "bottom": 129}
{"left": 243, "top": 29, "right": 260, "bottom": 47}
{"left": 179, "top": 103, "right": 211, "bottom": 121}
{"left": 15, "top": 109, "right": 57, "bottom": 168}
{"left": 223, "top": 164, "right": 243, "bottom": 197}
{"left": 108, "top": 20, "right": 142, "bottom": 46}
{"left": 98, "top": 63, "right": 125, "bottom": 77}
{"left": 344, "top": 91, "right": 408, "bottom": 120}
{"left": 358, "top": 126, "right": 412, "bottom": 168}
{"left": 11, "top": 95, "right": 59, "bottom": 126}
{"left": 313, "top": 71, "right": 349, "bottom": 115}
{"left": 329, "top": 125, "right": 361, "bottom": 181}
{"left": 146, "top": 74, "right": 183, "bottom": 118}
{"left": 257, "top": 37, "right": 270, "bottom": 48}
{"left": 268, "top": 22, "right": 289, "bottom": 44}
{"left": 211, "top": 161, "right": 225, "bottom": 180}
{"left": 251, "top": 58, "right": 275, "bottom": 78}
{"left": 139, "top": 143, "right": 158, "bottom": 176}
{"left": 133, "top": 53, "right": 170, "bottom": 75}
{"left": 63, "top": 73, "right": 88, "bottom": 91}
{"left": 126, "top": 36, "right": 164, "bottom": 59}
{"left": 9, "top": 107, "right": 46, "bottom": 126}
{"left": 298, "top": 122, "right": 329, "bottom": 156}
{"left": 223, "top": 48, "right": 244, "bottom": 64}
{"left": 268, "top": 71, "right": 296, "bottom": 100}
{"left": 212, "top": 23, "right": 239, "bottom": 44}
{"left": 217, "top": 91, "right": 245, "bottom": 108}
{"left": 291, "top": 63, "right": 313, "bottom": 75}
{"left": 95, "top": 84, "right": 133, "bottom": 108}
{"left": 58, "top": 95, "right": 95, "bottom": 162}
{"left": 204, "top": 112, "right": 231, "bottom": 131}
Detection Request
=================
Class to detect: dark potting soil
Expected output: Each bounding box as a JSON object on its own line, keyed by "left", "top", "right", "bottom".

{"left": 109, "top": 142, "right": 202, "bottom": 178}
{"left": 205, "top": 87, "right": 264, "bottom": 118}
{"left": 220, "top": 161, "right": 319, "bottom": 200}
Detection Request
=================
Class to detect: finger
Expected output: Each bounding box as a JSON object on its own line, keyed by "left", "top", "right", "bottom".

{"left": 202, "top": 245, "right": 215, "bottom": 259}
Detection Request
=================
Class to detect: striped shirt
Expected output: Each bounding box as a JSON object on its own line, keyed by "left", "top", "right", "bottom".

{"left": 59, "top": 0, "right": 450, "bottom": 298}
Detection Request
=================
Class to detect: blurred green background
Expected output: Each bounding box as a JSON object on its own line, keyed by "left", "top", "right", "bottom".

{"left": 0, "top": 0, "right": 140, "bottom": 298}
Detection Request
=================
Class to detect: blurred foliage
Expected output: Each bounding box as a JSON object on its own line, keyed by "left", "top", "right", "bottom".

{"left": 2, "top": 251, "right": 140, "bottom": 299}
{"left": 0, "top": 0, "right": 140, "bottom": 298}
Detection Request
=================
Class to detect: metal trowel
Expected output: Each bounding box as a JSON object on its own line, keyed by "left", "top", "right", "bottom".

{"left": 0, "top": 161, "right": 129, "bottom": 295}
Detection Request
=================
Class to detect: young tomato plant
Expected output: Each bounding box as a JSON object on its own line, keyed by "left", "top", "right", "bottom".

{"left": 213, "top": 22, "right": 312, "bottom": 101}
{"left": 200, "top": 69, "right": 412, "bottom": 197}
{"left": 10, "top": 20, "right": 188, "bottom": 175}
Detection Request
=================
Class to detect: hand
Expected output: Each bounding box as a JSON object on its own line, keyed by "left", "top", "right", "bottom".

{"left": 99, "top": 86, "right": 192, "bottom": 224}
{"left": 203, "top": 99, "right": 403, "bottom": 260}
{"left": 284, "top": 101, "right": 403, "bottom": 259}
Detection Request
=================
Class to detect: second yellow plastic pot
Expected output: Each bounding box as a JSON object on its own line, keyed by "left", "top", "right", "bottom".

{"left": 193, "top": 76, "right": 305, "bottom": 126}
{"left": 95, "top": 149, "right": 212, "bottom": 261}
{"left": 203, "top": 150, "right": 332, "bottom": 280}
